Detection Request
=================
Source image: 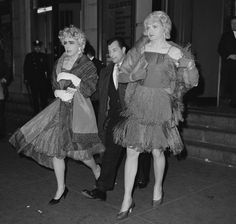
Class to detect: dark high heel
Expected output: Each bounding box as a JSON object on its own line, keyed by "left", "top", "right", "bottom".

{"left": 152, "top": 195, "right": 163, "bottom": 208}
{"left": 116, "top": 201, "right": 135, "bottom": 220}
{"left": 48, "top": 187, "right": 69, "bottom": 205}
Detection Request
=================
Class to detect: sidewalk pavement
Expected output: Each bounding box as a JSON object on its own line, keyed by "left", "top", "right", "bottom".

{"left": 0, "top": 114, "right": 236, "bottom": 224}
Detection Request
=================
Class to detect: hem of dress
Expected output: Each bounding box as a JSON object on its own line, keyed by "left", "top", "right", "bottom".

{"left": 9, "top": 129, "right": 105, "bottom": 169}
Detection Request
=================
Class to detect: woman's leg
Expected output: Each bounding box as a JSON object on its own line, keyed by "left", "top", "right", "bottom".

{"left": 52, "top": 157, "right": 66, "bottom": 199}
{"left": 120, "top": 147, "right": 140, "bottom": 212}
{"left": 83, "top": 157, "right": 101, "bottom": 180}
{"left": 152, "top": 149, "right": 165, "bottom": 200}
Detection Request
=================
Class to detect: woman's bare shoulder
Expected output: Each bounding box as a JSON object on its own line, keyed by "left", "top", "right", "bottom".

{"left": 168, "top": 46, "right": 183, "bottom": 60}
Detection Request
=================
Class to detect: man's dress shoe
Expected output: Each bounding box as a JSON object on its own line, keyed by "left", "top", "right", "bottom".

{"left": 81, "top": 188, "right": 106, "bottom": 201}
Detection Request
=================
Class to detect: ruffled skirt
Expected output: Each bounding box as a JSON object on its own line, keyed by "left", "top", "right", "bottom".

{"left": 114, "top": 85, "right": 183, "bottom": 154}
{"left": 9, "top": 99, "right": 104, "bottom": 169}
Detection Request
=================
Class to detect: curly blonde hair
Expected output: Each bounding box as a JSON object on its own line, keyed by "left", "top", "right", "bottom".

{"left": 58, "top": 25, "right": 86, "bottom": 53}
{"left": 143, "top": 11, "right": 172, "bottom": 39}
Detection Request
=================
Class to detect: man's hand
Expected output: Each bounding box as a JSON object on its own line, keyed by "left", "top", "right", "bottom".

{"left": 0, "top": 78, "right": 7, "bottom": 84}
{"left": 227, "top": 54, "right": 236, "bottom": 60}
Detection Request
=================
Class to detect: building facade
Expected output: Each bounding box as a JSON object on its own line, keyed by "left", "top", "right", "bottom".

{"left": 0, "top": 0, "right": 234, "bottom": 105}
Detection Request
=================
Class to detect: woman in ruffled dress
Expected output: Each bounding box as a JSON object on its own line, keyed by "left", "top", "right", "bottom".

{"left": 114, "top": 11, "right": 199, "bottom": 219}
{"left": 9, "top": 25, "right": 104, "bottom": 205}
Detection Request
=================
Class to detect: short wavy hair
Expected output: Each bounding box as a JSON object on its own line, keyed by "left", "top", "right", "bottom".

{"left": 143, "top": 11, "right": 172, "bottom": 39}
{"left": 58, "top": 25, "right": 86, "bottom": 53}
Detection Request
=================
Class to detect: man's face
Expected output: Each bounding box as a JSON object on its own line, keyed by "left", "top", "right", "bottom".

{"left": 34, "top": 46, "right": 41, "bottom": 53}
{"left": 108, "top": 40, "right": 126, "bottom": 64}
{"left": 231, "top": 19, "right": 236, "bottom": 31}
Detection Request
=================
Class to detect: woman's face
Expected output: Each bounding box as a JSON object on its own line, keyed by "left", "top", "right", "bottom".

{"left": 146, "top": 19, "right": 165, "bottom": 40}
{"left": 62, "top": 37, "right": 81, "bottom": 57}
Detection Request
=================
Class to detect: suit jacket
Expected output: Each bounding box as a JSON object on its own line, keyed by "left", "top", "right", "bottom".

{"left": 91, "top": 57, "right": 105, "bottom": 101}
{"left": 23, "top": 51, "right": 49, "bottom": 85}
{"left": 97, "top": 62, "right": 127, "bottom": 142}
{"left": 0, "top": 50, "right": 12, "bottom": 100}
{"left": 92, "top": 57, "right": 104, "bottom": 76}
{"left": 218, "top": 31, "right": 236, "bottom": 61}
{"left": 218, "top": 30, "right": 236, "bottom": 83}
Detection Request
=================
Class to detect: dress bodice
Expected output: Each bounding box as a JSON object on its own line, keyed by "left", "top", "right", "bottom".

{"left": 58, "top": 68, "right": 75, "bottom": 90}
{"left": 143, "top": 52, "right": 176, "bottom": 89}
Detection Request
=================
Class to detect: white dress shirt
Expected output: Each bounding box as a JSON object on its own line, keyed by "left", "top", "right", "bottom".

{"left": 112, "top": 63, "right": 120, "bottom": 90}
{"left": 233, "top": 31, "right": 236, "bottom": 38}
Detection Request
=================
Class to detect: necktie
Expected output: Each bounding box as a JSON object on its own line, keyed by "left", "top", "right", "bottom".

{"left": 113, "top": 64, "right": 119, "bottom": 90}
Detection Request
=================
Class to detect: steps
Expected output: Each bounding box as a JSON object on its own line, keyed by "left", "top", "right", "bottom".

{"left": 183, "top": 107, "right": 236, "bottom": 166}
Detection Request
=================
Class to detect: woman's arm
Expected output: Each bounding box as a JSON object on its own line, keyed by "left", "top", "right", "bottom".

{"left": 77, "top": 60, "right": 98, "bottom": 98}
{"left": 119, "top": 63, "right": 147, "bottom": 83}
{"left": 119, "top": 51, "right": 148, "bottom": 83}
{"left": 169, "top": 44, "right": 199, "bottom": 89}
{"left": 118, "top": 35, "right": 149, "bottom": 83}
{"left": 56, "top": 58, "right": 98, "bottom": 98}
{"left": 179, "top": 57, "right": 199, "bottom": 88}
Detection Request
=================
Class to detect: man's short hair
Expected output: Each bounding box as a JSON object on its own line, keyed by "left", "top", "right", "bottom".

{"left": 107, "top": 37, "right": 129, "bottom": 52}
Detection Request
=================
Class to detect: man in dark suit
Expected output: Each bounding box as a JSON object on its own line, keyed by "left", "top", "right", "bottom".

{"left": 218, "top": 16, "right": 236, "bottom": 107}
{"left": 0, "top": 40, "right": 12, "bottom": 139}
{"left": 84, "top": 42, "right": 104, "bottom": 77}
{"left": 23, "top": 40, "right": 49, "bottom": 114}
{"left": 81, "top": 37, "right": 151, "bottom": 201}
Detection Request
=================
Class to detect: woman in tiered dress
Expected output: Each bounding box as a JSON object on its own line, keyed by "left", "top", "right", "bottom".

{"left": 114, "top": 11, "right": 199, "bottom": 219}
{"left": 9, "top": 25, "right": 104, "bottom": 204}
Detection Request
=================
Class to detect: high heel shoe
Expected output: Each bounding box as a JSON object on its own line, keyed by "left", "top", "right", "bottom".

{"left": 152, "top": 195, "right": 163, "bottom": 208}
{"left": 48, "top": 187, "right": 69, "bottom": 205}
{"left": 116, "top": 201, "right": 135, "bottom": 220}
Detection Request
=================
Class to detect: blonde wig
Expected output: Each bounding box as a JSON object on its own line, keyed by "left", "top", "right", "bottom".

{"left": 143, "top": 11, "right": 172, "bottom": 39}
{"left": 58, "top": 25, "right": 86, "bottom": 53}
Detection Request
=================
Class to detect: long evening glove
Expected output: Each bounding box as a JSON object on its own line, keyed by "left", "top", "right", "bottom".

{"left": 57, "top": 72, "right": 81, "bottom": 87}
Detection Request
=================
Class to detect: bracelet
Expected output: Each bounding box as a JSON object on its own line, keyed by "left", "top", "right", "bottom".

{"left": 129, "top": 73, "right": 134, "bottom": 82}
